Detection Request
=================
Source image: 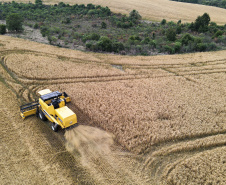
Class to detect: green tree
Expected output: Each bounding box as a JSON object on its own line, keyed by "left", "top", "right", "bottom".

{"left": 166, "top": 29, "right": 176, "bottom": 41}
{"left": 101, "top": 22, "right": 107, "bottom": 29}
{"left": 97, "top": 36, "right": 112, "bottom": 52}
{"left": 213, "top": 30, "right": 224, "bottom": 38}
{"left": 0, "top": 24, "right": 6, "bottom": 34}
{"left": 196, "top": 43, "right": 207, "bottom": 52}
{"left": 176, "top": 25, "right": 182, "bottom": 34}
{"left": 161, "top": 19, "right": 166, "bottom": 25}
{"left": 112, "top": 42, "right": 124, "bottom": 52}
{"left": 182, "top": 33, "right": 193, "bottom": 45}
{"left": 141, "top": 37, "right": 150, "bottom": 44}
{"left": 33, "top": 23, "right": 39, "bottom": 29}
{"left": 174, "top": 42, "right": 182, "bottom": 53}
{"left": 201, "top": 13, "right": 211, "bottom": 26}
{"left": 129, "top": 10, "right": 141, "bottom": 21}
{"left": 6, "top": 13, "right": 23, "bottom": 32}
{"left": 164, "top": 45, "right": 174, "bottom": 54}
{"left": 90, "top": 33, "right": 100, "bottom": 40}
{"left": 87, "top": 3, "right": 95, "bottom": 9}
{"left": 35, "top": 0, "right": 43, "bottom": 6}
{"left": 194, "top": 13, "right": 210, "bottom": 32}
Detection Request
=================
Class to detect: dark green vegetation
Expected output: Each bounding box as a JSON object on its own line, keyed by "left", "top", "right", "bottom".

{"left": 6, "top": 13, "right": 23, "bottom": 32}
{"left": 0, "top": 24, "right": 6, "bottom": 34}
{"left": 0, "top": 1, "right": 225, "bottom": 55}
{"left": 171, "top": 0, "right": 226, "bottom": 9}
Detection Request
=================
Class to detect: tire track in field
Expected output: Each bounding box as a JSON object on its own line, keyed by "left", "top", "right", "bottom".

{"left": 1, "top": 50, "right": 154, "bottom": 185}
{"left": 1, "top": 48, "right": 225, "bottom": 184}
{"left": 0, "top": 52, "right": 173, "bottom": 86}
{"left": 0, "top": 56, "right": 37, "bottom": 104}
{"left": 142, "top": 133, "right": 226, "bottom": 184}
{"left": 0, "top": 82, "right": 96, "bottom": 184}
{"left": 136, "top": 59, "right": 226, "bottom": 183}
{"left": 137, "top": 56, "right": 226, "bottom": 182}
{"left": 2, "top": 49, "right": 225, "bottom": 86}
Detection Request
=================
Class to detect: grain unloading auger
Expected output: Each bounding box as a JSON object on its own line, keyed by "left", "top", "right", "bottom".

{"left": 20, "top": 89, "right": 77, "bottom": 132}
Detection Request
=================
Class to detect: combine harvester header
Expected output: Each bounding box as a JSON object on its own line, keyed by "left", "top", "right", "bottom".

{"left": 20, "top": 89, "right": 77, "bottom": 132}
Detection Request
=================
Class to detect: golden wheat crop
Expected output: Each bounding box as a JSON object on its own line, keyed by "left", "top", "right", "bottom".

{"left": 7, "top": 0, "right": 226, "bottom": 24}
{"left": 57, "top": 74, "right": 226, "bottom": 153}
{"left": 152, "top": 134, "right": 226, "bottom": 157}
{"left": 4, "top": 53, "right": 125, "bottom": 79}
{"left": 1, "top": 35, "right": 225, "bottom": 184}
{"left": 161, "top": 146, "right": 226, "bottom": 184}
{"left": 1, "top": 35, "right": 226, "bottom": 154}
{"left": 96, "top": 51, "right": 226, "bottom": 65}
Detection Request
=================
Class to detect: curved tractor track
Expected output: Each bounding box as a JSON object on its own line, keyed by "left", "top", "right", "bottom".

{"left": 1, "top": 47, "right": 226, "bottom": 184}
{"left": 0, "top": 49, "right": 154, "bottom": 184}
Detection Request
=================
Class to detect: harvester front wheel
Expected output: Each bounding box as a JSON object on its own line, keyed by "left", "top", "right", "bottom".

{"left": 39, "top": 110, "right": 47, "bottom": 121}
{"left": 51, "top": 123, "right": 59, "bottom": 132}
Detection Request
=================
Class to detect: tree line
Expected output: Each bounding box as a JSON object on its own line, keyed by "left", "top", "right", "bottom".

{"left": 0, "top": 1, "right": 225, "bottom": 55}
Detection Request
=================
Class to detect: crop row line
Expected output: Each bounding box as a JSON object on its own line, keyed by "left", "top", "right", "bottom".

{"left": 127, "top": 60, "right": 226, "bottom": 70}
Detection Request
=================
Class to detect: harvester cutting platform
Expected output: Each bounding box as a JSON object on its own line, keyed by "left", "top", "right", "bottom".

{"left": 20, "top": 89, "right": 77, "bottom": 132}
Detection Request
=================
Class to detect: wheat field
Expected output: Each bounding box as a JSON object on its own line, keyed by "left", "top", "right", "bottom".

{"left": 1, "top": 0, "right": 226, "bottom": 184}
{"left": 0, "top": 35, "right": 225, "bottom": 184}
{"left": 6, "top": 0, "right": 226, "bottom": 24}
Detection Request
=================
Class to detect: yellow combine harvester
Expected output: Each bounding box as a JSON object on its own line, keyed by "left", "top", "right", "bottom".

{"left": 20, "top": 89, "right": 77, "bottom": 132}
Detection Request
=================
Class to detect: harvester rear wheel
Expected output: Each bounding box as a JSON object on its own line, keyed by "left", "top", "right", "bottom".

{"left": 39, "top": 110, "right": 47, "bottom": 121}
{"left": 51, "top": 123, "right": 59, "bottom": 132}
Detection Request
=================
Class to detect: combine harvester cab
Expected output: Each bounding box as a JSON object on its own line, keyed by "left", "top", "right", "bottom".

{"left": 20, "top": 89, "right": 77, "bottom": 132}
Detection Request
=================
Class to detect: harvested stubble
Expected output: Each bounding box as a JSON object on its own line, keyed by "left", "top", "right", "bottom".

{"left": 5, "top": 53, "right": 125, "bottom": 79}
{"left": 0, "top": 82, "right": 77, "bottom": 185}
{"left": 22, "top": 89, "right": 30, "bottom": 102}
{"left": 6, "top": 80, "right": 23, "bottom": 94}
{"left": 0, "top": 58, "right": 13, "bottom": 80}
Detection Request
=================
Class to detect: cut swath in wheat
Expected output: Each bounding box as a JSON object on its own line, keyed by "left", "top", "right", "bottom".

{"left": 4, "top": 53, "right": 126, "bottom": 79}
